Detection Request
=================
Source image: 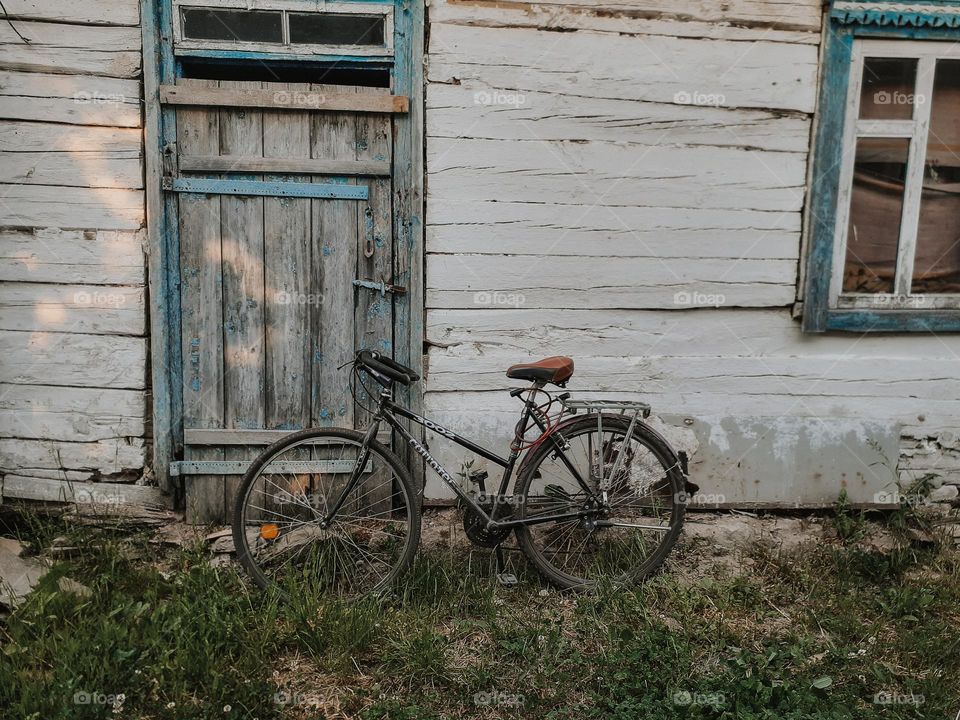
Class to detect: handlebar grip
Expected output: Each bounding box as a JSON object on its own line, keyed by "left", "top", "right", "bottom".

{"left": 357, "top": 350, "right": 414, "bottom": 385}
{"left": 370, "top": 351, "right": 420, "bottom": 382}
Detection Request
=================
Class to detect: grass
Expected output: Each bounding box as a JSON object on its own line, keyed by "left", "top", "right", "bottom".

{"left": 1, "top": 509, "right": 958, "bottom": 719}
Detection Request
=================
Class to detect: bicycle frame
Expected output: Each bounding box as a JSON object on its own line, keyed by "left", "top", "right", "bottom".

{"left": 322, "top": 384, "right": 604, "bottom": 531}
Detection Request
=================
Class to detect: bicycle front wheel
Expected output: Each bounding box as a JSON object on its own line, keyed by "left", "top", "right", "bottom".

{"left": 515, "top": 414, "right": 685, "bottom": 589}
{"left": 233, "top": 428, "right": 421, "bottom": 598}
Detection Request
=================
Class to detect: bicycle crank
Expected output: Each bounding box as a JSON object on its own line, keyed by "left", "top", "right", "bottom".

{"left": 462, "top": 506, "right": 512, "bottom": 548}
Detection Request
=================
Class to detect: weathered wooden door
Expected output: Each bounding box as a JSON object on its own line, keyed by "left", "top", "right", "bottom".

{"left": 165, "top": 81, "right": 403, "bottom": 520}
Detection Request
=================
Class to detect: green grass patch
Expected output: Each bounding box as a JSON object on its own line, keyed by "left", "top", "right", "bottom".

{"left": 1, "top": 515, "right": 958, "bottom": 719}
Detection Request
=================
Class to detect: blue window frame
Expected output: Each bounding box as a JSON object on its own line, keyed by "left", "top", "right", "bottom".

{"left": 803, "top": 1, "right": 960, "bottom": 332}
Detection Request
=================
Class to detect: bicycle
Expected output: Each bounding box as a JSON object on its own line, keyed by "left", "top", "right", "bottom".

{"left": 233, "top": 350, "right": 692, "bottom": 597}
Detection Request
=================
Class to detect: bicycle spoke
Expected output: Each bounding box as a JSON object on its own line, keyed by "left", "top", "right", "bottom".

{"left": 518, "top": 416, "right": 683, "bottom": 587}
{"left": 236, "top": 432, "right": 416, "bottom": 598}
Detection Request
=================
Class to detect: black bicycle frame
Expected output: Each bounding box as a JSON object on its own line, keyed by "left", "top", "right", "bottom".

{"left": 323, "top": 385, "right": 602, "bottom": 530}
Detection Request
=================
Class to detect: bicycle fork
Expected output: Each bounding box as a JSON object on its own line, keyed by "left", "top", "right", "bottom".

{"left": 319, "top": 413, "right": 383, "bottom": 528}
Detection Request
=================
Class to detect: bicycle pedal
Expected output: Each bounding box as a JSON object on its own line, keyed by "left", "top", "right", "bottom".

{"left": 496, "top": 572, "right": 518, "bottom": 587}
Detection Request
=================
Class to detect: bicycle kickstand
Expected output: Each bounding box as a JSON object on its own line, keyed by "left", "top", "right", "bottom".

{"left": 495, "top": 545, "right": 518, "bottom": 587}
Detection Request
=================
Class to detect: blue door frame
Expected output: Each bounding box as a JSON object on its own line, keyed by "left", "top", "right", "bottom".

{"left": 140, "top": 0, "right": 425, "bottom": 496}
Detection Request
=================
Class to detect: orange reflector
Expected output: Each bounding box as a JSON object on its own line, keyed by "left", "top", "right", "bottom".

{"left": 260, "top": 523, "right": 279, "bottom": 540}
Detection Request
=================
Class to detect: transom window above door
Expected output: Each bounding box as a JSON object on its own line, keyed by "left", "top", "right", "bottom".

{"left": 173, "top": 0, "right": 394, "bottom": 57}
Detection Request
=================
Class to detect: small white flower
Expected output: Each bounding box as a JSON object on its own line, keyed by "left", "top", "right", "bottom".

{"left": 224, "top": 705, "right": 232, "bottom": 713}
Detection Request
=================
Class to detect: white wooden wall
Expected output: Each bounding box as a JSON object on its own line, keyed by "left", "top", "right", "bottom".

{"left": 0, "top": 0, "right": 148, "bottom": 494}
{"left": 422, "top": 0, "right": 960, "bottom": 504}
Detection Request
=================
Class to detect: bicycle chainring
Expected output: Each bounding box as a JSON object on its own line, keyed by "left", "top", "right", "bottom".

{"left": 462, "top": 505, "right": 512, "bottom": 548}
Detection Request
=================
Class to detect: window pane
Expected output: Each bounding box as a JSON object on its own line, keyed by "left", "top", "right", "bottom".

{"left": 289, "top": 13, "right": 385, "bottom": 46}
{"left": 843, "top": 137, "right": 910, "bottom": 293}
{"left": 182, "top": 8, "right": 283, "bottom": 42}
{"left": 859, "top": 57, "right": 918, "bottom": 120}
{"left": 913, "top": 58, "right": 960, "bottom": 293}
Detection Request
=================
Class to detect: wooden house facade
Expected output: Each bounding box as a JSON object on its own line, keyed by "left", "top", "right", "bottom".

{"left": 1, "top": 0, "right": 959, "bottom": 518}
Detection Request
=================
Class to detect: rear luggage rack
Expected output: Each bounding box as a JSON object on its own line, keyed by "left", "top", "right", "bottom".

{"left": 560, "top": 398, "right": 652, "bottom": 492}
{"left": 561, "top": 398, "right": 651, "bottom": 418}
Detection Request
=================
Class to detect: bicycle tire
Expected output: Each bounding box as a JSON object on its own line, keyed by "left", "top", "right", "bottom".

{"left": 233, "top": 427, "right": 421, "bottom": 597}
{"left": 514, "top": 414, "right": 685, "bottom": 589}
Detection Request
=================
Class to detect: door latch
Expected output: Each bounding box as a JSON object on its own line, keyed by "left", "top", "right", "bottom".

{"left": 353, "top": 278, "right": 406, "bottom": 297}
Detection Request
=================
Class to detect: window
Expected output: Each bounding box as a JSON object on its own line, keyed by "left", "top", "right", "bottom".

{"left": 173, "top": 1, "right": 393, "bottom": 58}
{"left": 182, "top": 8, "right": 283, "bottom": 42}
{"left": 288, "top": 13, "right": 385, "bottom": 47}
{"left": 803, "top": 3, "right": 960, "bottom": 332}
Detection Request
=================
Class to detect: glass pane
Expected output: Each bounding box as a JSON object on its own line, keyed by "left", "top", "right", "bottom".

{"left": 289, "top": 13, "right": 385, "bottom": 46}
{"left": 843, "top": 137, "right": 910, "bottom": 293}
{"left": 859, "top": 57, "right": 918, "bottom": 120}
{"left": 182, "top": 8, "right": 283, "bottom": 42}
{"left": 913, "top": 59, "right": 960, "bottom": 293}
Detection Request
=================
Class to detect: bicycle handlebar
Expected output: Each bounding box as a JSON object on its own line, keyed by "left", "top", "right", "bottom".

{"left": 356, "top": 350, "right": 419, "bottom": 385}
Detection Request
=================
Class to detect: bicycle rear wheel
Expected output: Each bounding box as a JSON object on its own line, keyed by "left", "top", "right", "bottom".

{"left": 233, "top": 428, "right": 420, "bottom": 598}
{"left": 514, "top": 414, "right": 684, "bottom": 589}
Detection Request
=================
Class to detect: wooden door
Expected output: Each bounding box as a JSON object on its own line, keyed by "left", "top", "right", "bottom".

{"left": 169, "top": 80, "right": 398, "bottom": 521}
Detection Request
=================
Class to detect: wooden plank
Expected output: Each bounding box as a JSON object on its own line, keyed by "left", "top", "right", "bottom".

{"left": 1, "top": 0, "right": 141, "bottom": 26}
{"left": 0, "top": 282, "right": 145, "bottom": 335}
{"left": 0, "top": 121, "right": 142, "bottom": 188}
{"left": 185, "top": 428, "right": 392, "bottom": 445}
{"left": 0, "top": 383, "right": 145, "bottom": 441}
{"left": 163, "top": 177, "right": 367, "bottom": 199}
{"left": 263, "top": 84, "right": 311, "bottom": 432}
{"left": 0, "top": 330, "right": 145, "bottom": 389}
{"left": 141, "top": 0, "right": 177, "bottom": 494}
{"left": 161, "top": 84, "right": 408, "bottom": 113}
{"left": 1, "top": 476, "right": 165, "bottom": 506}
{"left": 0, "top": 228, "right": 144, "bottom": 284}
{"left": 0, "top": 70, "right": 141, "bottom": 127}
{"left": 177, "top": 88, "right": 226, "bottom": 522}
{"left": 426, "top": 255, "right": 797, "bottom": 309}
{"left": 427, "top": 138, "right": 806, "bottom": 212}
{"left": 426, "top": 352, "right": 960, "bottom": 399}
{"left": 355, "top": 88, "right": 394, "bottom": 360}
{"left": 426, "top": 308, "right": 960, "bottom": 360}
{"left": 179, "top": 155, "right": 390, "bottom": 176}
{"left": 186, "top": 429, "right": 297, "bottom": 445}
{"left": 310, "top": 84, "right": 358, "bottom": 429}
{"left": 0, "top": 184, "right": 144, "bottom": 229}
{"left": 392, "top": 0, "right": 427, "bottom": 490}
{"left": 427, "top": 24, "right": 818, "bottom": 114}
{"left": 429, "top": 0, "right": 822, "bottom": 34}
{"left": 0, "top": 20, "right": 141, "bottom": 77}
{"left": 427, "top": 201, "right": 800, "bottom": 259}
{"left": 423, "top": 390, "right": 960, "bottom": 435}
{"left": 429, "top": 0, "right": 820, "bottom": 41}
{"left": 802, "top": 28, "right": 854, "bottom": 331}
{"left": 0, "top": 437, "right": 145, "bottom": 478}
{"left": 426, "top": 85, "right": 812, "bottom": 153}
{"left": 219, "top": 79, "right": 266, "bottom": 520}
{"left": 355, "top": 86, "right": 394, "bottom": 512}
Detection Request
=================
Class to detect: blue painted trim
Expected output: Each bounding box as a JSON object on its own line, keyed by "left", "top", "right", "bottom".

{"left": 831, "top": 5, "right": 960, "bottom": 28}
{"left": 846, "top": 22, "right": 960, "bottom": 40}
{"left": 802, "top": 26, "right": 854, "bottom": 333}
{"left": 141, "top": 0, "right": 186, "bottom": 492}
{"left": 175, "top": 48, "right": 393, "bottom": 66}
{"left": 826, "top": 310, "right": 960, "bottom": 332}
{"left": 164, "top": 177, "right": 369, "bottom": 199}
{"left": 802, "top": 8, "right": 960, "bottom": 333}
{"left": 391, "top": 0, "right": 425, "bottom": 483}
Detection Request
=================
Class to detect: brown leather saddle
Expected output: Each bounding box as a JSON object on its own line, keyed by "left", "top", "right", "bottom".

{"left": 505, "top": 356, "right": 574, "bottom": 386}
